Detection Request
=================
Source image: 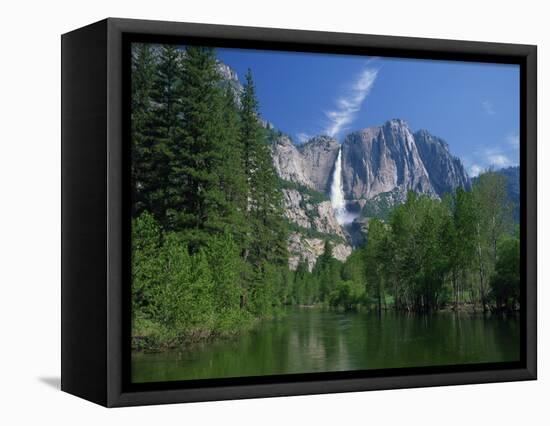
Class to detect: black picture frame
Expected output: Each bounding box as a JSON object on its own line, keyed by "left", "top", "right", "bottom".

{"left": 61, "top": 17, "right": 537, "bottom": 407}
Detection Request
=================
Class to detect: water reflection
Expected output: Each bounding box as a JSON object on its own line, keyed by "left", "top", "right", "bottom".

{"left": 132, "top": 308, "right": 520, "bottom": 383}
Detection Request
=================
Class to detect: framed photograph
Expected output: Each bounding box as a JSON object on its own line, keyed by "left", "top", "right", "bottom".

{"left": 61, "top": 18, "right": 536, "bottom": 407}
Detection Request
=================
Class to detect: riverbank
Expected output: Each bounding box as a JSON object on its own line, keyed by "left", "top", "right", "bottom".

{"left": 132, "top": 313, "right": 257, "bottom": 352}
{"left": 439, "top": 302, "right": 521, "bottom": 314}
{"left": 132, "top": 309, "right": 290, "bottom": 352}
{"left": 132, "top": 303, "right": 520, "bottom": 353}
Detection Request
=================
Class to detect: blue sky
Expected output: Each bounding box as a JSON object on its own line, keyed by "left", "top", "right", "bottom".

{"left": 216, "top": 48, "right": 520, "bottom": 177}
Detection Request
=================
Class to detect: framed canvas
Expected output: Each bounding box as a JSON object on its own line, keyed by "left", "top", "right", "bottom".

{"left": 61, "top": 18, "right": 537, "bottom": 407}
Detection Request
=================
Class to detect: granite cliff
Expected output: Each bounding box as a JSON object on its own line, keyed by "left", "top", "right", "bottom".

{"left": 271, "top": 119, "right": 471, "bottom": 269}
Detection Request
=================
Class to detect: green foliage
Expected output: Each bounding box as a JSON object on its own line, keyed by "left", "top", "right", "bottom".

{"left": 130, "top": 46, "right": 290, "bottom": 350}
{"left": 132, "top": 213, "right": 257, "bottom": 348}
{"left": 285, "top": 221, "right": 346, "bottom": 244}
{"left": 170, "top": 46, "right": 247, "bottom": 250}
{"left": 248, "top": 263, "right": 276, "bottom": 317}
{"left": 470, "top": 171, "right": 514, "bottom": 308}
{"left": 307, "top": 173, "right": 519, "bottom": 315}
{"left": 240, "top": 70, "right": 289, "bottom": 269}
{"left": 383, "top": 192, "right": 448, "bottom": 311}
{"left": 131, "top": 211, "right": 163, "bottom": 318}
{"left": 363, "top": 219, "right": 389, "bottom": 311}
{"left": 131, "top": 44, "right": 169, "bottom": 219}
{"left": 490, "top": 235, "right": 520, "bottom": 311}
{"left": 313, "top": 241, "right": 342, "bottom": 302}
{"left": 204, "top": 232, "right": 242, "bottom": 312}
{"left": 351, "top": 174, "right": 518, "bottom": 313}
{"left": 291, "top": 260, "right": 310, "bottom": 304}
{"left": 288, "top": 241, "right": 350, "bottom": 307}
{"left": 130, "top": 43, "right": 521, "bottom": 352}
{"left": 328, "top": 280, "right": 364, "bottom": 311}
{"left": 361, "top": 190, "right": 399, "bottom": 220}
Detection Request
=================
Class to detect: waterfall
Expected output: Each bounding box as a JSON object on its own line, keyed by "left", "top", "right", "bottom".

{"left": 330, "top": 147, "right": 352, "bottom": 225}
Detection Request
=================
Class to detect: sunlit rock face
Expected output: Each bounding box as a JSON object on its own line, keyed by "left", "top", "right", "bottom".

{"left": 272, "top": 135, "right": 340, "bottom": 193}
{"left": 272, "top": 119, "right": 471, "bottom": 270}
{"left": 287, "top": 232, "right": 352, "bottom": 272}
{"left": 413, "top": 129, "right": 471, "bottom": 195}
{"left": 341, "top": 119, "right": 436, "bottom": 201}
{"left": 274, "top": 119, "right": 470, "bottom": 204}
{"left": 281, "top": 189, "right": 346, "bottom": 239}
{"left": 298, "top": 135, "right": 341, "bottom": 193}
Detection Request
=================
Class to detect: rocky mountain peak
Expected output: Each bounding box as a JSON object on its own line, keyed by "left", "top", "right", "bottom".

{"left": 272, "top": 119, "right": 470, "bottom": 205}
{"left": 413, "top": 129, "right": 471, "bottom": 195}
{"left": 414, "top": 128, "right": 449, "bottom": 149}
{"left": 385, "top": 118, "right": 410, "bottom": 131}
{"left": 341, "top": 120, "right": 436, "bottom": 200}
{"left": 270, "top": 118, "right": 472, "bottom": 271}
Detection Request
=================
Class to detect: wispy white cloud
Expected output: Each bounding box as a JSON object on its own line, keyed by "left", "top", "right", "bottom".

{"left": 484, "top": 147, "right": 513, "bottom": 168}
{"left": 482, "top": 100, "right": 496, "bottom": 115}
{"left": 324, "top": 67, "right": 378, "bottom": 138}
{"left": 296, "top": 132, "right": 311, "bottom": 144}
{"left": 468, "top": 164, "right": 484, "bottom": 177}
{"left": 465, "top": 133, "right": 519, "bottom": 177}
{"left": 487, "top": 153, "right": 512, "bottom": 168}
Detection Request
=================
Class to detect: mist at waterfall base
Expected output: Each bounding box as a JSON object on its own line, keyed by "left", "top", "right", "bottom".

{"left": 330, "top": 147, "right": 359, "bottom": 225}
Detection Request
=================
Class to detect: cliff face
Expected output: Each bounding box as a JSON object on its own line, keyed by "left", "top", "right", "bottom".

{"left": 297, "top": 136, "right": 341, "bottom": 192}
{"left": 281, "top": 187, "right": 350, "bottom": 271}
{"left": 271, "top": 119, "right": 471, "bottom": 270}
{"left": 273, "top": 119, "right": 470, "bottom": 203}
{"left": 272, "top": 135, "right": 340, "bottom": 192}
{"left": 414, "top": 129, "right": 471, "bottom": 195}
{"left": 281, "top": 189, "right": 346, "bottom": 238}
{"left": 341, "top": 119, "right": 437, "bottom": 201}
{"left": 143, "top": 54, "right": 473, "bottom": 271}
{"left": 272, "top": 134, "right": 352, "bottom": 270}
{"left": 288, "top": 233, "right": 352, "bottom": 272}
{"left": 272, "top": 136, "right": 316, "bottom": 189}
{"left": 210, "top": 60, "right": 472, "bottom": 271}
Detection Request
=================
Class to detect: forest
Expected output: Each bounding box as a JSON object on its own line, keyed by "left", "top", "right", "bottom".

{"left": 131, "top": 43, "right": 520, "bottom": 351}
{"left": 294, "top": 180, "right": 519, "bottom": 314}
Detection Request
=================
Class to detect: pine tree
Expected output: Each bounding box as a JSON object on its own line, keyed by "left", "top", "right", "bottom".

{"left": 173, "top": 46, "right": 248, "bottom": 251}
{"left": 237, "top": 69, "right": 289, "bottom": 314}
{"left": 148, "top": 44, "right": 183, "bottom": 226}
{"left": 131, "top": 43, "right": 159, "bottom": 217}
{"left": 314, "top": 240, "right": 334, "bottom": 301}
{"left": 293, "top": 260, "right": 310, "bottom": 304}
{"left": 240, "top": 69, "right": 288, "bottom": 268}
{"left": 216, "top": 88, "right": 250, "bottom": 253}
{"left": 205, "top": 232, "right": 242, "bottom": 313}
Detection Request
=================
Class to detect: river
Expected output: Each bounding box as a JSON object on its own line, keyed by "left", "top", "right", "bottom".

{"left": 132, "top": 307, "right": 520, "bottom": 383}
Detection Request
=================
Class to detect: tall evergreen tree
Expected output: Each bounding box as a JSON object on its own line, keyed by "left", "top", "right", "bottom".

{"left": 173, "top": 46, "right": 248, "bottom": 252}
{"left": 239, "top": 69, "right": 288, "bottom": 268}
{"left": 216, "top": 88, "right": 250, "bottom": 252}
{"left": 314, "top": 240, "right": 339, "bottom": 301}
{"left": 131, "top": 43, "right": 159, "bottom": 217}
{"left": 148, "top": 45, "right": 183, "bottom": 225}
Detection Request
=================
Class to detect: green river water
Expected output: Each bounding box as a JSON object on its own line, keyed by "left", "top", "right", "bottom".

{"left": 132, "top": 307, "right": 520, "bottom": 383}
